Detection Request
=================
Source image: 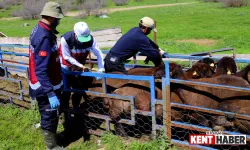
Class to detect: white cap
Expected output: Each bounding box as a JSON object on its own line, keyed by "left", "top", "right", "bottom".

{"left": 74, "top": 22, "right": 91, "bottom": 42}
{"left": 140, "top": 17, "right": 157, "bottom": 32}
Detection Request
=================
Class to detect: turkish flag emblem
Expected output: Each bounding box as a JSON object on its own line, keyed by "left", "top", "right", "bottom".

{"left": 39, "top": 51, "right": 47, "bottom": 57}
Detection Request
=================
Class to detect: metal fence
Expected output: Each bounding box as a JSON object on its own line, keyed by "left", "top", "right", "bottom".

{"left": 0, "top": 44, "right": 30, "bottom": 107}
{"left": 1, "top": 44, "right": 250, "bottom": 149}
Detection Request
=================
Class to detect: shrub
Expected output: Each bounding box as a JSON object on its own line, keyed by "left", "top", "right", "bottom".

{"left": 223, "top": 0, "right": 248, "bottom": 7}
{"left": 11, "top": 0, "right": 47, "bottom": 20}
{"left": 77, "top": 0, "right": 107, "bottom": 17}
{"left": 134, "top": 0, "right": 144, "bottom": 2}
{"left": 58, "top": 0, "right": 77, "bottom": 12}
{"left": 0, "top": 1, "right": 7, "bottom": 9}
{"left": 3, "top": 0, "right": 22, "bottom": 5}
{"left": 203, "top": 0, "right": 221, "bottom": 2}
{"left": 113, "top": 0, "right": 128, "bottom": 6}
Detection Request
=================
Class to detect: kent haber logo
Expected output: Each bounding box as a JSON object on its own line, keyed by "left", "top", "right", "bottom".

{"left": 189, "top": 131, "right": 246, "bottom": 145}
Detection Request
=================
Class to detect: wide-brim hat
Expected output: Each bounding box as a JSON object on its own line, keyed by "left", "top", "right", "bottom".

{"left": 40, "top": 2, "right": 64, "bottom": 19}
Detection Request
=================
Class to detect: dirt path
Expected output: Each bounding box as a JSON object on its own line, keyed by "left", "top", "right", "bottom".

{"left": 65, "top": 2, "right": 198, "bottom": 17}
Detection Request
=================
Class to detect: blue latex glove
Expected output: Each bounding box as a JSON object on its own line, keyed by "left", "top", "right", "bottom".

{"left": 48, "top": 96, "right": 60, "bottom": 109}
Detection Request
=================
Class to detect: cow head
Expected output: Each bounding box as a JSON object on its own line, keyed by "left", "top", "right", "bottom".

{"left": 216, "top": 56, "right": 237, "bottom": 75}
{"left": 186, "top": 63, "right": 214, "bottom": 79}
{"left": 197, "top": 57, "right": 216, "bottom": 72}
{"left": 153, "top": 62, "right": 185, "bottom": 79}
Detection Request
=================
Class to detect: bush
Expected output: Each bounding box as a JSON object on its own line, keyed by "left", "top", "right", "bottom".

{"left": 203, "top": 0, "right": 221, "bottom": 2}
{"left": 0, "top": 1, "right": 7, "bottom": 9}
{"left": 113, "top": 0, "right": 128, "bottom": 6}
{"left": 58, "top": 0, "right": 77, "bottom": 12}
{"left": 134, "top": 0, "right": 144, "bottom": 2}
{"left": 77, "top": 0, "right": 107, "bottom": 17}
{"left": 11, "top": 0, "right": 47, "bottom": 20}
{"left": 223, "top": 0, "right": 248, "bottom": 7}
{"left": 3, "top": 0, "right": 22, "bottom": 5}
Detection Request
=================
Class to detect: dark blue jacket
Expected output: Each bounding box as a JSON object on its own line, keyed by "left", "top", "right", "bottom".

{"left": 29, "top": 21, "right": 63, "bottom": 98}
{"left": 109, "top": 27, "right": 162, "bottom": 66}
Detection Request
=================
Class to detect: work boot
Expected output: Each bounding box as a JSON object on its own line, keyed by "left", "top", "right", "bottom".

{"left": 42, "top": 130, "right": 67, "bottom": 150}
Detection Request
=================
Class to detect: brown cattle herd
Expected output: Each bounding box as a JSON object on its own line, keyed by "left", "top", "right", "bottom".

{"left": 1, "top": 56, "right": 250, "bottom": 138}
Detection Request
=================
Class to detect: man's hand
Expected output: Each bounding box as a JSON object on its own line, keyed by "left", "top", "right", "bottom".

{"left": 159, "top": 48, "right": 168, "bottom": 58}
{"left": 48, "top": 95, "right": 60, "bottom": 109}
{"left": 82, "top": 66, "right": 90, "bottom": 72}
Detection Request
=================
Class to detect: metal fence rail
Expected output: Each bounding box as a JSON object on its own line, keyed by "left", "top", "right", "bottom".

{"left": 0, "top": 44, "right": 30, "bottom": 106}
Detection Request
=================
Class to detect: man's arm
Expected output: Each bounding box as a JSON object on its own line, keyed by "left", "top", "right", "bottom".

{"left": 138, "top": 37, "right": 162, "bottom": 66}
{"left": 148, "top": 38, "right": 159, "bottom": 49}
{"left": 34, "top": 37, "right": 55, "bottom": 97}
{"left": 61, "top": 37, "right": 83, "bottom": 68}
{"left": 91, "top": 39, "right": 104, "bottom": 72}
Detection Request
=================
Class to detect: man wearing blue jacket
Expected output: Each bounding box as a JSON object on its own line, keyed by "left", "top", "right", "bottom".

{"left": 28, "top": 2, "right": 65, "bottom": 149}
{"left": 104, "top": 16, "right": 166, "bottom": 74}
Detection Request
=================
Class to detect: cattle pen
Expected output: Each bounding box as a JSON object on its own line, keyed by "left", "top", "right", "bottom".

{"left": 1, "top": 44, "right": 250, "bottom": 150}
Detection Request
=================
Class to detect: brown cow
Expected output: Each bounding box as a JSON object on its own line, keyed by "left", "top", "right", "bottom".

{"left": 218, "top": 95, "right": 250, "bottom": 134}
{"left": 171, "top": 67, "right": 250, "bottom": 132}
{"left": 185, "top": 62, "right": 214, "bottom": 79}
{"left": 211, "top": 57, "right": 250, "bottom": 83}
{"left": 105, "top": 63, "right": 186, "bottom": 136}
{"left": 235, "top": 64, "right": 250, "bottom": 83}
{"left": 196, "top": 57, "right": 216, "bottom": 72}
{"left": 214, "top": 56, "right": 237, "bottom": 76}
{"left": 107, "top": 80, "right": 163, "bottom": 136}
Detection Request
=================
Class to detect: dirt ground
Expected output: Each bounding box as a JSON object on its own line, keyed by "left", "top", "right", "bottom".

{"left": 0, "top": 74, "right": 31, "bottom": 108}
{"left": 176, "top": 39, "right": 218, "bottom": 46}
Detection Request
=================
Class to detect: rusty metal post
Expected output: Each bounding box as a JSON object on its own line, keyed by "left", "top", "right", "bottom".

{"left": 154, "top": 21, "right": 157, "bottom": 44}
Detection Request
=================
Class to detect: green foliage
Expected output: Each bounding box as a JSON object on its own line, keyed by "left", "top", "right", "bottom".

{"left": 0, "top": 104, "right": 44, "bottom": 149}
{"left": 101, "top": 132, "right": 126, "bottom": 150}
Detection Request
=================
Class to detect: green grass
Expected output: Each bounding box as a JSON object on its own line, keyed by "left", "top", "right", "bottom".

{"left": 0, "top": 5, "right": 21, "bottom": 18}
{"left": 1, "top": 2, "right": 250, "bottom": 54}
{"left": 0, "top": 104, "right": 178, "bottom": 150}
{"left": 106, "top": 0, "right": 198, "bottom": 8}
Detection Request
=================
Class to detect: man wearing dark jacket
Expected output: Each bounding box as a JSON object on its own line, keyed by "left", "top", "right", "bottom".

{"left": 28, "top": 2, "right": 65, "bottom": 149}
{"left": 104, "top": 16, "right": 166, "bottom": 74}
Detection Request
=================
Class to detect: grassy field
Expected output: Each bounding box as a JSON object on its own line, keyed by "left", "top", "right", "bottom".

{"left": 1, "top": 2, "right": 250, "bottom": 54}
{"left": 106, "top": 0, "right": 198, "bottom": 8}
{"left": 0, "top": 104, "right": 178, "bottom": 150}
